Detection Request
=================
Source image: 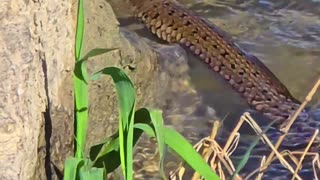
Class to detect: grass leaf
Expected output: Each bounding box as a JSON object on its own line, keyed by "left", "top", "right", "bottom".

{"left": 89, "top": 133, "right": 119, "bottom": 162}
{"left": 148, "top": 110, "right": 166, "bottom": 177}
{"left": 64, "top": 157, "right": 85, "bottom": 180}
{"left": 92, "top": 67, "right": 135, "bottom": 130}
{"left": 81, "top": 48, "right": 118, "bottom": 60}
{"left": 134, "top": 123, "right": 155, "bottom": 137}
{"left": 74, "top": 48, "right": 118, "bottom": 83}
{"left": 231, "top": 120, "right": 276, "bottom": 179}
{"left": 92, "top": 108, "right": 156, "bottom": 174}
{"left": 75, "top": 0, "right": 84, "bottom": 61}
{"left": 164, "top": 127, "right": 220, "bottom": 180}
{"left": 92, "top": 67, "right": 136, "bottom": 179}
{"left": 73, "top": 0, "right": 86, "bottom": 159}
{"left": 79, "top": 167, "right": 105, "bottom": 180}
{"left": 73, "top": 63, "right": 88, "bottom": 159}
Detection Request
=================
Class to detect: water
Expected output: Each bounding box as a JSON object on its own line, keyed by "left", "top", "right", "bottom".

{"left": 108, "top": 0, "right": 320, "bottom": 178}
{"left": 178, "top": 0, "right": 320, "bottom": 134}
{"left": 179, "top": 0, "right": 320, "bottom": 100}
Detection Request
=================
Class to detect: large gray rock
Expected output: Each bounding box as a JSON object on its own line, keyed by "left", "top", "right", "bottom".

{"left": 0, "top": 0, "right": 192, "bottom": 179}
{"left": 0, "top": 1, "right": 42, "bottom": 180}
{"left": 0, "top": 0, "right": 76, "bottom": 179}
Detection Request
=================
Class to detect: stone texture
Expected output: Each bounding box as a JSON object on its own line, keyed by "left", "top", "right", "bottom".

{"left": 0, "top": 0, "right": 48, "bottom": 179}
{"left": 0, "top": 0, "right": 190, "bottom": 179}
{"left": 31, "top": 0, "right": 76, "bottom": 179}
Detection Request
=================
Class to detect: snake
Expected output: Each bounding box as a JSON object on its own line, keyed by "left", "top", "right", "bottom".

{"left": 126, "top": 0, "right": 320, "bottom": 178}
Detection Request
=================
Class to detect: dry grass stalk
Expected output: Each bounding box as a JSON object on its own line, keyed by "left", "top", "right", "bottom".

{"left": 245, "top": 150, "right": 320, "bottom": 180}
{"left": 292, "top": 129, "right": 319, "bottom": 180}
{"left": 192, "top": 121, "right": 219, "bottom": 180}
{"left": 169, "top": 111, "right": 319, "bottom": 179}
{"left": 256, "top": 156, "right": 266, "bottom": 180}
{"left": 259, "top": 78, "right": 320, "bottom": 177}
{"left": 169, "top": 118, "right": 242, "bottom": 180}
{"left": 221, "top": 117, "right": 245, "bottom": 157}
{"left": 281, "top": 150, "right": 300, "bottom": 165}
{"left": 312, "top": 153, "right": 320, "bottom": 180}
{"left": 197, "top": 120, "right": 240, "bottom": 179}
{"left": 169, "top": 78, "right": 320, "bottom": 180}
{"left": 243, "top": 114, "right": 302, "bottom": 180}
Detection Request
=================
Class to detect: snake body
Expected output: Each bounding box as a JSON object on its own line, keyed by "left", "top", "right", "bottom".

{"left": 126, "top": 0, "right": 320, "bottom": 178}
{"left": 128, "top": 0, "right": 320, "bottom": 148}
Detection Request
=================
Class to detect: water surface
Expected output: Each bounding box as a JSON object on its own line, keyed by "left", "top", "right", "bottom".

{"left": 108, "top": 0, "right": 320, "bottom": 178}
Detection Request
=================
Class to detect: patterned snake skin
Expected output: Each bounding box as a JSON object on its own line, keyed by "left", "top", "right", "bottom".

{"left": 127, "top": 0, "right": 320, "bottom": 178}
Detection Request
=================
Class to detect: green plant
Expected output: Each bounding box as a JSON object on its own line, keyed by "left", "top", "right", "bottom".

{"left": 63, "top": 0, "right": 220, "bottom": 179}
{"left": 231, "top": 120, "right": 276, "bottom": 179}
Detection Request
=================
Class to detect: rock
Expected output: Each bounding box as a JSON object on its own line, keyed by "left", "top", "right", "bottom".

{"left": 1, "top": 0, "right": 47, "bottom": 179}
{"left": 0, "top": 0, "right": 195, "bottom": 179}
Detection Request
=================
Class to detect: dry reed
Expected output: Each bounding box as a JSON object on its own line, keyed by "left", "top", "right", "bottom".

{"left": 169, "top": 78, "right": 320, "bottom": 180}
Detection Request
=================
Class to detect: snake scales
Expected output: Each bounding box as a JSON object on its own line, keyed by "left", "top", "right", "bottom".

{"left": 123, "top": 0, "right": 320, "bottom": 178}
{"left": 127, "top": 0, "right": 320, "bottom": 150}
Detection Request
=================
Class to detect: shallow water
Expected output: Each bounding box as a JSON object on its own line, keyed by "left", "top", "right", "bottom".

{"left": 177, "top": 0, "right": 320, "bottom": 135}
{"left": 107, "top": 0, "right": 320, "bottom": 178}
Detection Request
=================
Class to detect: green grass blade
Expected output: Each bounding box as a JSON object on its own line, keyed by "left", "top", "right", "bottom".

{"left": 79, "top": 167, "right": 105, "bottom": 180}
{"left": 117, "top": 113, "right": 126, "bottom": 178}
{"left": 81, "top": 48, "right": 118, "bottom": 60}
{"left": 94, "top": 137, "right": 119, "bottom": 163}
{"left": 73, "top": 48, "right": 118, "bottom": 158}
{"left": 163, "top": 127, "right": 220, "bottom": 180}
{"left": 73, "top": 66, "right": 88, "bottom": 159}
{"left": 75, "top": 0, "right": 84, "bottom": 61}
{"left": 92, "top": 67, "right": 136, "bottom": 179}
{"left": 92, "top": 67, "right": 136, "bottom": 134}
{"left": 73, "top": 0, "right": 85, "bottom": 159}
{"left": 89, "top": 133, "right": 119, "bottom": 161}
{"left": 133, "top": 123, "right": 155, "bottom": 137}
{"left": 94, "top": 150, "right": 121, "bottom": 174}
{"left": 92, "top": 108, "right": 153, "bottom": 174}
{"left": 75, "top": 48, "right": 118, "bottom": 84}
{"left": 126, "top": 105, "right": 135, "bottom": 180}
{"left": 92, "top": 107, "right": 219, "bottom": 179}
{"left": 231, "top": 120, "right": 276, "bottom": 179}
{"left": 133, "top": 110, "right": 166, "bottom": 178}
{"left": 148, "top": 110, "right": 166, "bottom": 177}
{"left": 64, "top": 157, "right": 85, "bottom": 180}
